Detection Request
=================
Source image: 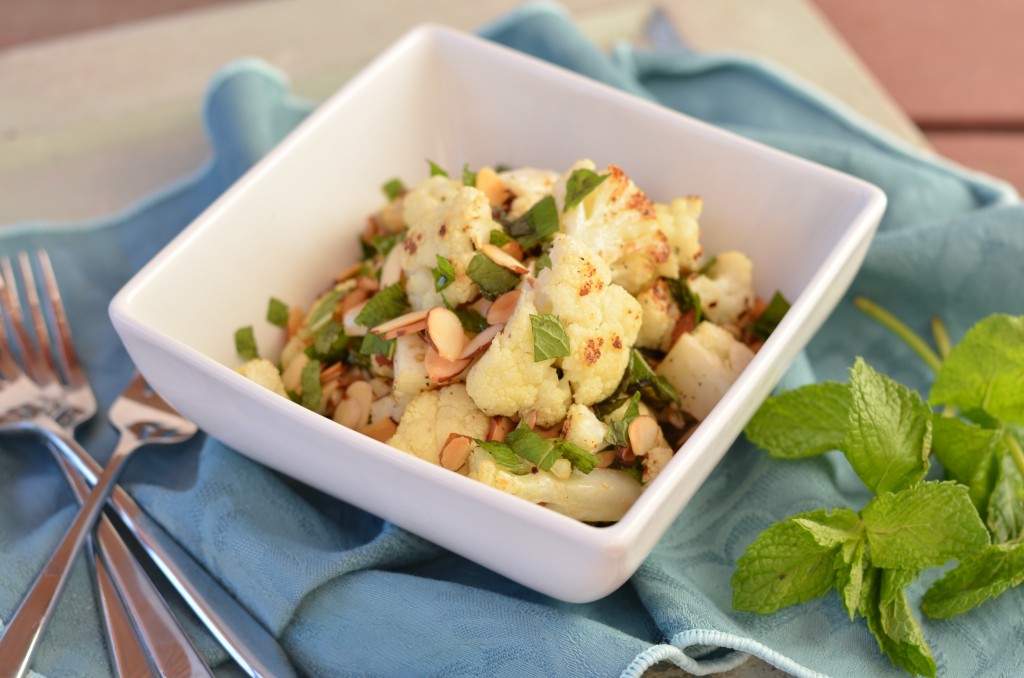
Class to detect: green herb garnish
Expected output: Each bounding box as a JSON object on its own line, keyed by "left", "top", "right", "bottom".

{"left": 462, "top": 164, "right": 477, "bottom": 187}
{"left": 749, "top": 291, "right": 791, "bottom": 340}
{"left": 427, "top": 159, "right": 448, "bottom": 177}
{"left": 361, "top": 231, "right": 404, "bottom": 261}
{"left": 665, "top": 278, "right": 704, "bottom": 325}
{"left": 381, "top": 178, "right": 406, "bottom": 203}
{"left": 300, "top": 359, "right": 322, "bottom": 411}
{"left": 489, "top": 229, "right": 516, "bottom": 247}
{"left": 475, "top": 439, "right": 531, "bottom": 475}
{"left": 530, "top": 314, "right": 570, "bottom": 362}
{"left": 506, "top": 195, "right": 559, "bottom": 250}
{"left": 466, "top": 252, "right": 520, "bottom": 300}
{"left": 433, "top": 255, "right": 456, "bottom": 292}
{"left": 603, "top": 393, "right": 641, "bottom": 449}
{"left": 266, "top": 297, "right": 290, "bottom": 329}
{"left": 354, "top": 283, "right": 410, "bottom": 356}
{"left": 234, "top": 326, "right": 259, "bottom": 361}
{"left": 452, "top": 308, "right": 489, "bottom": 334}
{"left": 563, "top": 168, "right": 608, "bottom": 211}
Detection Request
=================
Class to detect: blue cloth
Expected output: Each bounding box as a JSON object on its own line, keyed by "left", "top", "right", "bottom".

{"left": 2, "top": 3, "right": 1022, "bottom": 676}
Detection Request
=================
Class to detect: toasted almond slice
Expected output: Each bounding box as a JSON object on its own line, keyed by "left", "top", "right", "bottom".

{"left": 425, "top": 307, "right": 468, "bottom": 361}
{"left": 500, "top": 240, "right": 525, "bottom": 261}
{"left": 379, "top": 244, "right": 404, "bottom": 287}
{"left": 536, "top": 424, "right": 561, "bottom": 440}
{"left": 356, "top": 275, "right": 380, "bottom": 293}
{"left": 334, "top": 381, "right": 373, "bottom": 429}
{"left": 335, "top": 262, "right": 363, "bottom": 282}
{"left": 459, "top": 323, "right": 503, "bottom": 360}
{"left": 342, "top": 300, "right": 369, "bottom": 336}
{"left": 341, "top": 288, "right": 370, "bottom": 314}
{"left": 382, "top": 318, "right": 427, "bottom": 341}
{"left": 487, "top": 415, "right": 515, "bottom": 443}
{"left": 371, "top": 308, "right": 430, "bottom": 335}
{"left": 320, "top": 362, "right": 344, "bottom": 384}
{"left": 425, "top": 345, "right": 471, "bottom": 383}
{"left": 475, "top": 166, "right": 510, "bottom": 206}
{"left": 332, "top": 396, "right": 362, "bottom": 429}
{"left": 523, "top": 410, "right": 538, "bottom": 429}
{"left": 467, "top": 296, "right": 491, "bottom": 316}
{"left": 595, "top": 450, "right": 616, "bottom": 469}
{"left": 486, "top": 289, "right": 522, "bottom": 325}
{"left": 359, "top": 418, "right": 398, "bottom": 443}
{"left": 480, "top": 243, "right": 529, "bottom": 275}
{"left": 627, "top": 415, "right": 660, "bottom": 457}
{"left": 440, "top": 433, "right": 473, "bottom": 471}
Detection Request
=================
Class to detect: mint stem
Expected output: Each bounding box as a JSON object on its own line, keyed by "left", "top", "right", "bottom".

{"left": 930, "top": 317, "right": 952, "bottom": 360}
{"left": 853, "top": 297, "right": 943, "bottom": 374}
{"left": 1004, "top": 431, "right": 1024, "bottom": 481}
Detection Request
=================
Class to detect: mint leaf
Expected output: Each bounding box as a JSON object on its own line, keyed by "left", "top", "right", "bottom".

{"left": 304, "top": 288, "right": 345, "bottom": 335}
{"left": 266, "top": 297, "right": 290, "bottom": 328}
{"left": 306, "top": 320, "right": 350, "bottom": 362}
{"left": 354, "top": 283, "right": 409, "bottom": 329}
{"left": 607, "top": 350, "right": 680, "bottom": 411}
{"left": 748, "top": 291, "right": 791, "bottom": 340}
{"left": 505, "top": 420, "right": 560, "bottom": 471}
{"left": 792, "top": 508, "right": 862, "bottom": 548}
{"left": 381, "top": 178, "right": 406, "bottom": 202}
{"left": 604, "top": 393, "right": 641, "bottom": 449}
{"left": 921, "top": 541, "right": 1024, "bottom": 618}
{"left": 530, "top": 314, "right": 570, "bottom": 362}
{"left": 834, "top": 538, "right": 868, "bottom": 620}
{"left": 665, "top": 278, "right": 704, "bottom": 325}
{"left": 556, "top": 440, "right": 598, "bottom": 474}
{"left": 361, "top": 231, "right": 404, "bottom": 261}
{"left": 300, "top": 359, "right": 322, "bottom": 411}
{"left": 475, "top": 439, "right": 531, "bottom": 475}
{"left": 744, "top": 382, "right": 851, "bottom": 459}
{"left": 427, "top": 159, "right": 448, "bottom": 177}
{"left": 563, "top": 168, "right": 608, "bottom": 211}
{"left": 986, "top": 451, "right": 1024, "bottom": 543}
{"left": 862, "top": 481, "right": 989, "bottom": 570}
{"left": 843, "top": 358, "right": 931, "bottom": 494}
{"left": 234, "top": 326, "right": 258, "bottom": 361}
{"left": 930, "top": 414, "right": 1000, "bottom": 514}
{"left": 433, "top": 255, "right": 456, "bottom": 292}
{"left": 489, "top": 228, "right": 515, "bottom": 247}
{"left": 862, "top": 568, "right": 937, "bottom": 678}
{"left": 731, "top": 510, "right": 843, "bottom": 614}
{"left": 466, "top": 252, "right": 520, "bottom": 300}
{"left": 462, "top": 163, "right": 477, "bottom": 187}
{"left": 930, "top": 314, "right": 1024, "bottom": 425}
{"left": 452, "top": 307, "right": 489, "bottom": 334}
{"left": 507, "top": 195, "right": 559, "bottom": 250}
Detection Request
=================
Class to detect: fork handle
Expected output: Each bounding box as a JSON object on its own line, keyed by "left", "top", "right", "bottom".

{"left": 0, "top": 429, "right": 132, "bottom": 678}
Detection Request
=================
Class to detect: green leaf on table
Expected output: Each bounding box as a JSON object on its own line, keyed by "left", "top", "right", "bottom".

{"left": 506, "top": 195, "right": 559, "bottom": 250}
{"left": 861, "top": 481, "right": 989, "bottom": 571}
{"left": 843, "top": 358, "right": 932, "bottom": 494}
{"left": 433, "top": 255, "right": 456, "bottom": 292}
{"left": 748, "top": 291, "right": 791, "bottom": 340}
{"left": 744, "top": 381, "right": 851, "bottom": 459}
{"left": 234, "top": 326, "right": 259, "bottom": 361}
{"left": 381, "top": 178, "right": 406, "bottom": 203}
{"left": 563, "top": 168, "right": 608, "bottom": 211}
{"left": 530, "top": 314, "right": 570, "bottom": 362}
{"left": 860, "top": 567, "right": 937, "bottom": 678}
{"left": 427, "top": 159, "right": 448, "bottom": 177}
{"left": 930, "top": 314, "right": 1024, "bottom": 425}
{"left": 466, "top": 252, "right": 521, "bottom": 300}
{"left": 300, "top": 358, "right": 322, "bottom": 411}
{"left": 266, "top": 297, "right": 290, "bottom": 328}
{"left": 792, "top": 507, "right": 862, "bottom": 548}
{"left": 834, "top": 537, "right": 869, "bottom": 620}
{"left": 921, "top": 541, "right": 1024, "bottom": 618}
{"left": 731, "top": 509, "right": 846, "bottom": 614}
{"left": 986, "top": 452, "right": 1024, "bottom": 543}
{"left": 930, "top": 414, "right": 1001, "bottom": 514}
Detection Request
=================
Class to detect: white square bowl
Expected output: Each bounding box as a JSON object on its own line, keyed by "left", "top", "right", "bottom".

{"left": 109, "top": 25, "right": 886, "bottom": 602}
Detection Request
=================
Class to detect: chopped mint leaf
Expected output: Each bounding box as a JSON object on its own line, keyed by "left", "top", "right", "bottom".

{"left": 433, "top": 255, "right": 456, "bottom": 292}
{"left": 530, "top": 314, "right": 570, "bottom": 362}
{"left": 603, "top": 393, "right": 642, "bottom": 449}
{"left": 563, "top": 168, "right": 608, "bottom": 211}
{"left": 427, "top": 159, "right": 448, "bottom": 177}
{"left": 731, "top": 510, "right": 844, "bottom": 614}
{"left": 930, "top": 414, "right": 1001, "bottom": 514}
{"left": 861, "top": 481, "right": 989, "bottom": 571}
{"left": 381, "top": 178, "right": 406, "bottom": 203}
{"left": 556, "top": 440, "right": 597, "bottom": 474}
{"left": 234, "top": 326, "right": 258, "bottom": 361}
{"left": 361, "top": 231, "right": 405, "bottom": 261}
{"left": 354, "top": 283, "right": 410, "bottom": 329}
{"left": 303, "top": 288, "right": 345, "bottom": 336}
{"left": 475, "top": 439, "right": 531, "bottom": 475}
{"left": 466, "top": 252, "right": 520, "bottom": 300}
{"left": 665, "top": 278, "right": 704, "bottom": 325}
{"left": 606, "top": 349, "right": 680, "bottom": 410}
{"left": 300, "top": 359, "right": 322, "bottom": 411}
{"left": 986, "top": 453, "right": 1024, "bottom": 543}
{"left": 266, "top": 297, "right": 290, "bottom": 329}
{"left": 745, "top": 381, "right": 851, "bottom": 459}
{"left": 534, "top": 250, "right": 552, "bottom": 273}
{"left": 749, "top": 291, "right": 791, "bottom": 340}
{"left": 307, "top": 320, "right": 349, "bottom": 362}
{"left": 930, "top": 314, "right": 1024, "bottom": 425}
{"left": 506, "top": 195, "right": 559, "bottom": 250}
{"left": 699, "top": 256, "right": 718, "bottom": 276}
{"left": 843, "top": 358, "right": 931, "bottom": 494}
{"left": 488, "top": 229, "right": 515, "bottom": 247}
{"left": 505, "top": 420, "right": 559, "bottom": 471}
{"left": 462, "top": 164, "right": 477, "bottom": 187}
{"left": 358, "top": 331, "right": 395, "bottom": 359}
{"left": 921, "top": 541, "right": 1024, "bottom": 618}
{"left": 452, "top": 307, "right": 489, "bottom": 334}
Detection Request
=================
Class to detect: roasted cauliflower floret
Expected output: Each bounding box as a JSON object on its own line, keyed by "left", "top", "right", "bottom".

{"left": 655, "top": 321, "right": 755, "bottom": 421}
{"left": 555, "top": 160, "right": 670, "bottom": 294}
{"left": 236, "top": 358, "right": 288, "bottom": 398}
{"left": 465, "top": 291, "right": 571, "bottom": 427}
{"left": 561, "top": 403, "right": 608, "bottom": 454}
{"left": 534, "top": 233, "right": 643, "bottom": 405}
{"left": 655, "top": 195, "right": 704, "bottom": 276}
{"left": 387, "top": 383, "right": 490, "bottom": 465}
{"left": 687, "top": 251, "right": 754, "bottom": 333}
{"left": 400, "top": 176, "right": 496, "bottom": 310}
{"left": 498, "top": 167, "right": 560, "bottom": 219}
{"left": 635, "top": 279, "right": 681, "bottom": 352}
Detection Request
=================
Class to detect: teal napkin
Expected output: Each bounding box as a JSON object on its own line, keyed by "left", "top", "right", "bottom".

{"left": 2, "top": 4, "right": 1022, "bottom": 677}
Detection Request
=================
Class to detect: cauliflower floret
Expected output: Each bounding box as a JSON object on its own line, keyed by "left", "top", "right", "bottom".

{"left": 465, "top": 291, "right": 571, "bottom": 427}
{"left": 236, "top": 358, "right": 288, "bottom": 398}
{"left": 555, "top": 160, "right": 670, "bottom": 294}
{"left": 498, "top": 167, "right": 560, "bottom": 219}
{"left": 387, "top": 384, "right": 490, "bottom": 465}
{"left": 391, "top": 334, "right": 429, "bottom": 397}
{"left": 635, "top": 279, "right": 681, "bottom": 352}
{"left": 655, "top": 321, "right": 755, "bottom": 421}
{"left": 643, "top": 446, "right": 674, "bottom": 485}
{"left": 561, "top": 403, "right": 608, "bottom": 454}
{"left": 467, "top": 448, "right": 641, "bottom": 522}
{"left": 534, "top": 234, "right": 642, "bottom": 405}
{"left": 687, "top": 251, "right": 755, "bottom": 333}
{"left": 400, "top": 176, "right": 496, "bottom": 310}
{"left": 654, "top": 196, "right": 704, "bottom": 277}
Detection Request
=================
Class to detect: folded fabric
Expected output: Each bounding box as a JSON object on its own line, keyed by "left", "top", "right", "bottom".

{"left": 1, "top": 3, "right": 1021, "bottom": 677}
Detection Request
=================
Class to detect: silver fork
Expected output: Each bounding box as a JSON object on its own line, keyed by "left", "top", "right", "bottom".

{"left": 0, "top": 252, "right": 210, "bottom": 677}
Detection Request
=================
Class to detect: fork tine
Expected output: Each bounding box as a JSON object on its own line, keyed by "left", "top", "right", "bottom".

{"left": 0, "top": 258, "right": 29, "bottom": 382}
{"left": 34, "top": 250, "right": 87, "bottom": 389}
{"left": 17, "top": 252, "right": 61, "bottom": 381}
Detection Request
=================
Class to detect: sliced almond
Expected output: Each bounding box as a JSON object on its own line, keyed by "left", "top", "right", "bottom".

{"left": 286, "top": 306, "right": 304, "bottom": 338}
{"left": 379, "top": 244, "right": 404, "bottom": 288}
{"left": 341, "top": 288, "right": 370, "bottom": 315}
{"left": 486, "top": 289, "right": 522, "bottom": 325}
{"left": 500, "top": 240, "right": 525, "bottom": 261}
{"left": 359, "top": 418, "right": 398, "bottom": 443}
{"left": 335, "top": 262, "right": 363, "bottom": 283}
{"left": 486, "top": 416, "right": 515, "bottom": 442}
{"left": 320, "top": 362, "right": 344, "bottom": 384}
{"left": 467, "top": 296, "right": 491, "bottom": 316}
{"left": 382, "top": 318, "right": 427, "bottom": 341}
{"left": 425, "top": 307, "right": 468, "bottom": 361}
{"left": 627, "top": 415, "right": 660, "bottom": 457}
{"left": 535, "top": 424, "right": 561, "bottom": 440}
{"left": 459, "top": 323, "right": 503, "bottom": 360}
{"left": 342, "top": 300, "right": 369, "bottom": 336}
{"left": 334, "top": 381, "right": 373, "bottom": 430}
{"left": 356, "top": 275, "right": 380, "bottom": 293}
{"left": 480, "top": 243, "right": 529, "bottom": 275}
{"left": 439, "top": 433, "right": 473, "bottom": 471}
{"left": 523, "top": 410, "right": 538, "bottom": 429}
{"left": 371, "top": 308, "right": 430, "bottom": 336}
{"left": 595, "top": 450, "right": 616, "bottom": 469}
{"left": 475, "top": 166, "right": 510, "bottom": 206}
{"left": 424, "top": 345, "right": 471, "bottom": 383}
